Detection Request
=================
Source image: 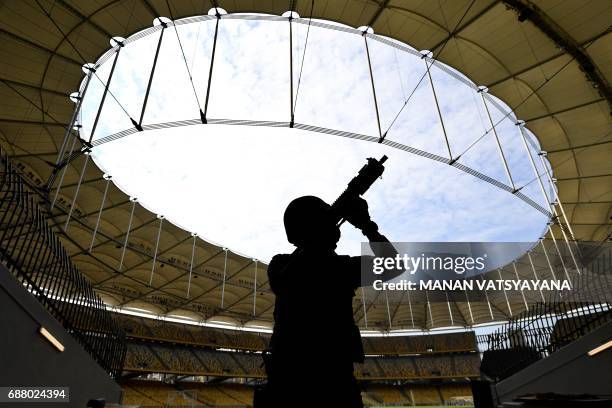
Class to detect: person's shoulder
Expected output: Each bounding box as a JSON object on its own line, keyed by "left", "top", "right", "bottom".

{"left": 268, "top": 253, "right": 292, "bottom": 271}
{"left": 268, "top": 254, "right": 294, "bottom": 285}
{"left": 334, "top": 254, "right": 353, "bottom": 260}
{"left": 335, "top": 254, "right": 361, "bottom": 264}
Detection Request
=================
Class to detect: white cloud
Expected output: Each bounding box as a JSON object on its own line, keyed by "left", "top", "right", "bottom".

{"left": 82, "top": 16, "right": 550, "bottom": 262}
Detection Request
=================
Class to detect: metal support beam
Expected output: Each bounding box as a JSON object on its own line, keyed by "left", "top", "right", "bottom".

{"left": 202, "top": 14, "right": 220, "bottom": 124}
{"left": 527, "top": 250, "right": 546, "bottom": 302}
{"left": 518, "top": 122, "right": 581, "bottom": 268}
{"left": 0, "top": 28, "right": 82, "bottom": 67}
{"left": 173, "top": 259, "right": 253, "bottom": 310}
{"left": 220, "top": 248, "right": 228, "bottom": 308}
{"left": 559, "top": 200, "right": 612, "bottom": 205}
{"left": 0, "top": 119, "right": 69, "bottom": 127}
{"left": 288, "top": 15, "right": 295, "bottom": 127}
{"left": 137, "top": 26, "right": 166, "bottom": 129}
{"left": 498, "top": 269, "right": 512, "bottom": 317}
{"left": 252, "top": 260, "right": 258, "bottom": 316}
{"left": 140, "top": 0, "right": 160, "bottom": 17}
{"left": 360, "top": 287, "right": 368, "bottom": 328}
{"left": 445, "top": 291, "right": 454, "bottom": 325}
{"left": 118, "top": 199, "right": 137, "bottom": 271}
{"left": 502, "top": 0, "right": 611, "bottom": 110}
{"left": 364, "top": 34, "right": 383, "bottom": 139}
{"left": 539, "top": 237, "right": 557, "bottom": 281}
{"left": 121, "top": 248, "right": 223, "bottom": 306}
{"left": 481, "top": 92, "right": 515, "bottom": 190}
{"left": 547, "top": 226, "right": 571, "bottom": 282}
{"left": 511, "top": 262, "right": 529, "bottom": 311}
{"left": 92, "top": 225, "right": 190, "bottom": 285}
{"left": 89, "top": 176, "right": 111, "bottom": 252}
{"left": 10, "top": 151, "right": 57, "bottom": 159}
{"left": 55, "top": 0, "right": 114, "bottom": 39}
{"left": 524, "top": 98, "right": 605, "bottom": 123}
{"left": 385, "top": 290, "right": 392, "bottom": 329}
{"left": 81, "top": 198, "right": 128, "bottom": 220}
{"left": 429, "top": 1, "right": 499, "bottom": 52}
{"left": 54, "top": 176, "right": 103, "bottom": 191}
{"left": 464, "top": 290, "right": 475, "bottom": 325}
{"left": 426, "top": 57, "right": 454, "bottom": 161}
{"left": 367, "top": 0, "right": 391, "bottom": 28}
{"left": 487, "top": 30, "right": 610, "bottom": 89}
{"left": 480, "top": 276, "right": 495, "bottom": 320}
{"left": 50, "top": 134, "right": 79, "bottom": 210}
{"left": 89, "top": 47, "right": 122, "bottom": 142}
{"left": 0, "top": 78, "right": 66, "bottom": 97}
{"left": 546, "top": 139, "right": 612, "bottom": 154}
{"left": 187, "top": 233, "right": 197, "bottom": 298}
{"left": 556, "top": 174, "right": 611, "bottom": 181}
{"left": 63, "top": 151, "right": 90, "bottom": 231}
{"left": 149, "top": 216, "right": 163, "bottom": 285}
{"left": 49, "top": 68, "right": 93, "bottom": 191}
{"left": 425, "top": 291, "right": 435, "bottom": 326}
{"left": 406, "top": 290, "right": 415, "bottom": 328}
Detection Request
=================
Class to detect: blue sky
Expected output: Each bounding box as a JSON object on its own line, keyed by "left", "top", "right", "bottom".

{"left": 79, "top": 15, "right": 552, "bottom": 262}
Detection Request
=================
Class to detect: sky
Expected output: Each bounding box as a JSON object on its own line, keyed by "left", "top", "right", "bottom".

{"left": 78, "top": 15, "right": 552, "bottom": 263}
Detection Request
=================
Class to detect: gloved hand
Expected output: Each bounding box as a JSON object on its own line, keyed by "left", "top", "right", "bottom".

{"left": 342, "top": 196, "right": 377, "bottom": 234}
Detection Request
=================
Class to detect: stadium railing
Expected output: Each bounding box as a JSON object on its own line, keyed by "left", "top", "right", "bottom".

{"left": 477, "top": 243, "right": 612, "bottom": 380}
{"left": 0, "top": 147, "right": 126, "bottom": 379}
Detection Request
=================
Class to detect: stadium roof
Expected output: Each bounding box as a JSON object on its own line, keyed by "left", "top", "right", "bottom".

{"left": 0, "top": 0, "right": 610, "bottom": 331}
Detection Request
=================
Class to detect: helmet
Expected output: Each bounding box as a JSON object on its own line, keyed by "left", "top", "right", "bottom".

{"left": 284, "top": 196, "right": 340, "bottom": 248}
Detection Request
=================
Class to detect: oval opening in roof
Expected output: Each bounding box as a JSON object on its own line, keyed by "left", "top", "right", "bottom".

{"left": 77, "top": 13, "right": 551, "bottom": 262}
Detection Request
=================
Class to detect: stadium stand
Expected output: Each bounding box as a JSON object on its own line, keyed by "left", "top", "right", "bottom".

{"left": 414, "top": 385, "right": 444, "bottom": 405}
{"left": 120, "top": 313, "right": 480, "bottom": 382}
{"left": 364, "top": 331, "right": 477, "bottom": 354}
{"left": 121, "top": 379, "right": 474, "bottom": 407}
{"left": 123, "top": 380, "right": 258, "bottom": 407}
{"left": 124, "top": 341, "right": 479, "bottom": 380}
{"left": 124, "top": 342, "right": 265, "bottom": 377}
{"left": 118, "top": 315, "right": 480, "bottom": 405}
{"left": 115, "top": 312, "right": 477, "bottom": 354}
{"left": 117, "top": 313, "right": 268, "bottom": 351}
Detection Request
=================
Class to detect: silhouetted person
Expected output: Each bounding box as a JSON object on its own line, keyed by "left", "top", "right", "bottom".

{"left": 256, "top": 195, "right": 401, "bottom": 407}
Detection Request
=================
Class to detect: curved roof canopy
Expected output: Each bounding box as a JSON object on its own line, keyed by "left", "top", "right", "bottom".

{"left": 0, "top": 0, "right": 610, "bottom": 330}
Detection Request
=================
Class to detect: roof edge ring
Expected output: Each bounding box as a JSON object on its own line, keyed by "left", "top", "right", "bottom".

{"left": 153, "top": 17, "right": 172, "bottom": 27}
{"left": 419, "top": 50, "right": 433, "bottom": 59}
{"left": 208, "top": 7, "right": 228, "bottom": 17}
{"left": 282, "top": 11, "right": 300, "bottom": 19}
{"left": 357, "top": 25, "right": 374, "bottom": 34}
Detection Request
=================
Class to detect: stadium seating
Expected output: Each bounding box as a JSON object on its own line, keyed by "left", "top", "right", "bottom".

{"left": 125, "top": 341, "right": 479, "bottom": 379}
{"left": 115, "top": 312, "right": 477, "bottom": 354}
{"left": 411, "top": 385, "right": 443, "bottom": 405}
{"left": 116, "top": 313, "right": 268, "bottom": 350}
{"left": 119, "top": 314, "right": 478, "bottom": 406}
{"left": 125, "top": 342, "right": 266, "bottom": 377}
{"left": 363, "top": 331, "right": 477, "bottom": 354}
{"left": 122, "top": 380, "right": 254, "bottom": 407}
{"left": 122, "top": 380, "right": 473, "bottom": 407}
{"left": 120, "top": 313, "right": 480, "bottom": 383}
